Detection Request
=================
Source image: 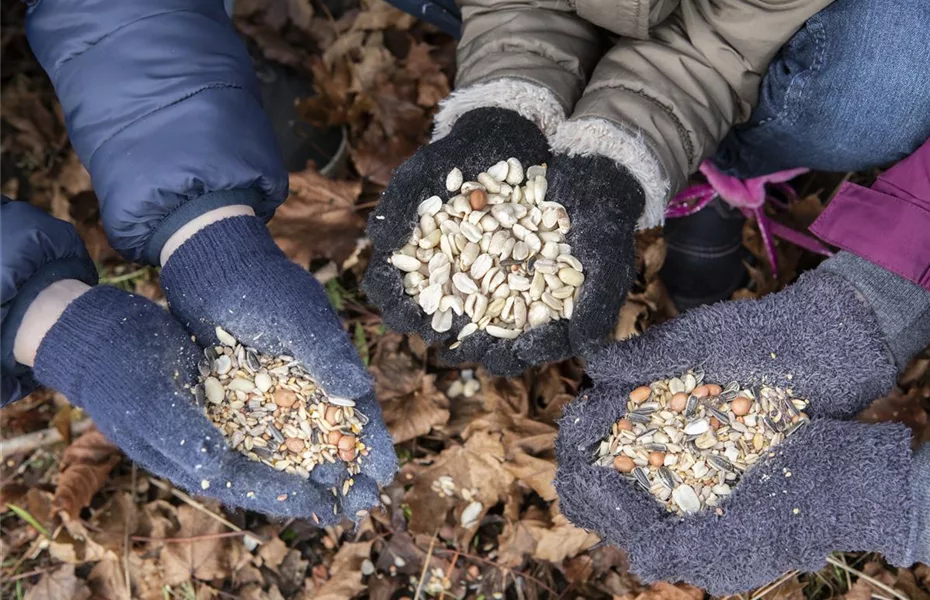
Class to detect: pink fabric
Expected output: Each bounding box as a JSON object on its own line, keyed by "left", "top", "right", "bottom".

{"left": 811, "top": 137, "right": 930, "bottom": 291}
{"left": 666, "top": 162, "right": 832, "bottom": 275}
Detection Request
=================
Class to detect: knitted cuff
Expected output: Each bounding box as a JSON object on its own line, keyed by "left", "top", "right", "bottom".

{"left": 912, "top": 443, "right": 930, "bottom": 565}
{"left": 820, "top": 252, "right": 930, "bottom": 371}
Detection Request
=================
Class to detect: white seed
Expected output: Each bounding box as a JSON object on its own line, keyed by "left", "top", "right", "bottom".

{"left": 216, "top": 327, "right": 237, "bottom": 346}
{"left": 512, "top": 241, "right": 529, "bottom": 261}
{"left": 491, "top": 283, "right": 511, "bottom": 299}
{"left": 429, "top": 263, "right": 451, "bottom": 286}
{"left": 418, "top": 229, "right": 441, "bottom": 249}
{"left": 459, "top": 242, "right": 479, "bottom": 269}
{"left": 254, "top": 372, "right": 273, "bottom": 393}
{"left": 557, "top": 254, "right": 583, "bottom": 272}
{"left": 542, "top": 208, "right": 559, "bottom": 229}
{"left": 488, "top": 161, "right": 509, "bottom": 182}
{"left": 540, "top": 241, "right": 560, "bottom": 260}
{"left": 391, "top": 254, "right": 421, "bottom": 272}
{"left": 479, "top": 214, "right": 499, "bottom": 232}
{"left": 551, "top": 286, "right": 575, "bottom": 299}
{"left": 418, "top": 284, "right": 443, "bottom": 314}
{"left": 513, "top": 297, "right": 527, "bottom": 329}
{"left": 452, "top": 194, "right": 472, "bottom": 216}
{"left": 506, "top": 158, "right": 524, "bottom": 184}
{"left": 204, "top": 377, "right": 225, "bottom": 404}
{"left": 558, "top": 267, "right": 585, "bottom": 287}
{"left": 488, "top": 230, "right": 508, "bottom": 255}
{"left": 470, "top": 254, "right": 493, "bottom": 280}
{"left": 214, "top": 355, "right": 232, "bottom": 375}
{"left": 562, "top": 296, "right": 574, "bottom": 319}
{"left": 508, "top": 273, "right": 530, "bottom": 291}
{"left": 439, "top": 220, "right": 459, "bottom": 235}
{"left": 445, "top": 169, "right": 463, "bottom": 192}
{"left": 541, "top": 292, "right": 563, "bottom": 311}
{"left": 452, "top": 273, "right": 478, "bottom": 294}
{"left": 460, "top": 222, "right": 482, "bottom": 243}
{"left": 440, "top": 295, "right": 464, "bottom": 316}
{"left": 530, "top": 272, "right": 545, "bottom": 300}
{"left": 527, "top": 165, "right": 546, "bottom": 179}
{"left": 511, "top": 223, "right": 529, "bottom": 241}
{"left": 486, "top": 297, "right": 506, "bottom": 318}
{"left": 499, "top": 238, "right": 516, "bottom": 260}
{"left": 418, "top": 195, "right": 443, "bottom": 216}
{"left": 432, "top": 309, "right": 453, "bottom": 333}
{"left": 534, "top": 176, "right": 548, "bottom": 203}
{"left": 528, "top": 302, "right": 550, "bottom": 327}
{"left": 486, "top": 325, "right": 520, "bottom": 339}
{"left": 490, "top": 204, "right": 517, "bottom": 228}
{"left": 673, "top": 485, "right": 701, "bottom": 514}
{"left": 477, "top": 172, "right": 501, "bottom": 193}
{"left": 534, "top": 258, "right": 558, "bottom": 274}
{"left": 458, "top": 323, "right": 478, "bottom": 340}
{"left": 460, "top": 181, "right": 484, "bottom": 194}
{"left": 684, "top": 419, "right": 710, "bottom": 435}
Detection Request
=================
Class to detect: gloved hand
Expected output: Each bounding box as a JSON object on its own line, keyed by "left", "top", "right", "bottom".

{"left": 363, "top": 107, "right": 646, "bottom": 375}
{"left": 159, "top": 214, "right": 396, "bottom": 518}
{"left": 32, "top": 285, "right": 383, "bottom": 522}
{"left": 555, "top": 266, "right": 928, "bottom": 594}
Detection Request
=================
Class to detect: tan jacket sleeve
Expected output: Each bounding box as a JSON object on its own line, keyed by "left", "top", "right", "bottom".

{"left": 432, "top": 0, "right": 604, "bottom": 140}
{"left": 557, "top": 0, "right": 835, "bottom": 225}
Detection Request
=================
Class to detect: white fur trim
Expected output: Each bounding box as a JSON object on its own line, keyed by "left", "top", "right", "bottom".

{"left": 432, "top": 78, "right": 566, "bottom": 141}
{"left": 550, "top": 118, "right": 671, "bottom": 230}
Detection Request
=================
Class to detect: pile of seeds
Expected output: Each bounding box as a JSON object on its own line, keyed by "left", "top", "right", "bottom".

{"left": 390, "top": 159, "right": 584, "bottom": 346}
{"left": 193, "top": 327, "right": 368, "bottom": 482}
{"left": 595, "top": 369, "right": 810, "bottom": 514}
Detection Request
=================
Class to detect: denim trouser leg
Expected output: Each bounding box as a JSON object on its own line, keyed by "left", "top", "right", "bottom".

{"left": 713, "top": 0, "right": 930, "bottom": 178}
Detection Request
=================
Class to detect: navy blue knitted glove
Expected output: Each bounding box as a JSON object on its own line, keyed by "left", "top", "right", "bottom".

{"left": 555, "top": 269, "right": 922, "bottom": 594}
{"left": 159, "top": 215, "right": 397, "bottom": 515}
{"left": 33, "top": 286, "right": 371, "bottom": 521}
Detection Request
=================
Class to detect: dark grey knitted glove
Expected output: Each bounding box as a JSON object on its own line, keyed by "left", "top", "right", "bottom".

{"left": 363, "top": 108, "right": 645, "bottom": 374}
{"left": 555, "top": 268, "right": 923, "bottom": 594}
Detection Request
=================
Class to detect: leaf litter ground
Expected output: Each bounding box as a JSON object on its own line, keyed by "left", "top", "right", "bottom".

{"left": 2, "top": 1, "right": 929, "bottom": 599}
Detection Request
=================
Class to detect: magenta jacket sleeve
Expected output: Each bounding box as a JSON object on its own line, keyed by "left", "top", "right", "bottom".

{"left": 811, "top": 138, "right": 930, "bottom": 291}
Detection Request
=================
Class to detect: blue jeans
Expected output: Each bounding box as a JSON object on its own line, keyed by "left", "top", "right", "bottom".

{"left": 387, "top": 0, "right": 930, "bottom": 178}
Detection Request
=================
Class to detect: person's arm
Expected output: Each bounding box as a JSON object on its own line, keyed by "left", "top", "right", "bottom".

{"left": 432, "top": 0, "right": 605, "bottom": 139}
{"left": 25, "top": 0, "right": 288, "bottom": 266}
{"left": 552, "top": 0, "right": 836, "bottom": 228}
{"left": 0, "top": 198, "right": 99, "bottom": 405}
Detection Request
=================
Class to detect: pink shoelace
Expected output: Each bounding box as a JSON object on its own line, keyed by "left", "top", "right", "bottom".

{"left": 664, "top": 160, "right": 833, "bottom": 275}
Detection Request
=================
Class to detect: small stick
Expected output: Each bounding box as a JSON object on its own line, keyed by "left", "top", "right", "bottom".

{"left": 750, "top": 570, "right": 799, "bottom": 600}
{"left": 147, "top": 477, "right": 265, "bottom": 545}
{"left": 414, "top": 533, "right": 438, "bottom": 600}
{"left": 824, "top": 555, "right": 907, "bottom": 600}
{"left": 131, "top": 530, "right": 251, "bottom": 544}
{"left": 0, "top": 419, "right": 95, "bottom": 456}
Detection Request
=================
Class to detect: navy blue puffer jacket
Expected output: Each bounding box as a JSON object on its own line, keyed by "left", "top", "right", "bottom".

{"left": 1, "top": 0, "right": 288, "bottom": 403}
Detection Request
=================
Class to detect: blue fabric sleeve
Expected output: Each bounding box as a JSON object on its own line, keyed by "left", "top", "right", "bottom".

{"left": 0, "top": 197, "right": 99, "bottom": 405}
{"left": 25, "top": 0, "right": 289, "bottom": 265}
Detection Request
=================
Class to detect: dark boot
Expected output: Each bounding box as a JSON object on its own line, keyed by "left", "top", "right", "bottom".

{"left": 660, "top": 198, "right": 749, "bottom": 310}
{"left": 251, "top": 53, "right": 346, "bottom": 175}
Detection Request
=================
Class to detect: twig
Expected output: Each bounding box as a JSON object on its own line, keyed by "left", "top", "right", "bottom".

{"left": 124, "top": 464, "right": 136, "bottom": 597}
{"left": 824, "top": 555, "right": 907, "bottom": 600}
{"left": 131, "top": 530, "right": 252, "bottom": 544}
{"left": 0, "top": 419, "right": 94, "bottom": 456}
{"left": 146, "top": 477, "right": 265, "bottom": 545}
{"left": 100, "top": 267, "right": 149, "bottom": 285}
{"left": 4, "top": 568, "right": 48, "bottom": 582}
{"left": 750, "top": 570, "right": 799, "bottom": 600}
{"left": 414, "top": 533, "right": 437, "bottom": 600}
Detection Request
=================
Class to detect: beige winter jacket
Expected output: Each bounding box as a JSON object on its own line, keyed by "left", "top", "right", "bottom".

{"left": 432, "top": 0, "right": 835, "bottom": 228}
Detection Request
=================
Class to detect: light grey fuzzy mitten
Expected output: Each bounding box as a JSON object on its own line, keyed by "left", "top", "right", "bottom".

{"left": 555, "top": 268, "right": 925, "bottom": 594}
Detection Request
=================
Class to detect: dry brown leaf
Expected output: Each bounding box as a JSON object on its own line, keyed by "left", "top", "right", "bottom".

{"left": 53, "top": 427, "right": 122, "bottom": 519}
{"left": 25, "top": 565, "right": 91, "bottom": 600}
{"left": 499, "top": 510, "right": 598, "bottom": 566}
{"left": 312, "top": 541, "right": 373, "bottom": 600}
{"left": 405, "top": 431, "right": 514, "bottom": 537}
{"left": 88, "top": 555, "right": 131, "bottom": 600}
{"left": 382, "top": 374, "right": 450, "bottom": 443}
{"left": 268, "top": 164, "right": 365, "bottom": 268}
{"left": 258, "top": 537, "right": 290, "bottom": 571}
{"left": 161, "top": 505, "right": 232, "bottom": 585}
{"left": 49, "top": 515, "right": 112, "bottom": 564}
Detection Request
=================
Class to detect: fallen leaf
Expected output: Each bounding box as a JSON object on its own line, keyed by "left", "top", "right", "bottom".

{"left": 53, "top": 427, "right": 121, "bottom": 519}
{"left": 313, "top": 541, "right": 373, "bottom": 600}
{"left": 161, "top": 505, "right": 232, "bottom": 585}
{"left": 25, "top": 565, "right": 91, "bottom": 600}
{"left": 258, "top": 537, "right": 289, "bottom": 571}
{"left": 87, "top": 555, "right": 131, "bottom": 600}
{"left": 268, "top": 164, "right": 365, "bottom": 267}
{"left": 381, "top": 374, "right": 449, "bottom": 443}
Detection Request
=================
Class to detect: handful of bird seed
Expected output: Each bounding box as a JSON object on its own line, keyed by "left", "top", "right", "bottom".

{"left": 595, "top": 369, "right": 810, "bottom": 515}
{"left": 390, "top": 159, "right": 584, "bottom": 347}
{"left": 193, "top": 327, "right": 369, "bottom": 480}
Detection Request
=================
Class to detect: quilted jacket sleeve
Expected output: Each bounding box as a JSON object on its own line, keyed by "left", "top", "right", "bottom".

{"left": 26, "top": 0, "right": 288, "bottom": 265}
{"left": 0, "top": 197, "right": 99, "bottom": 405}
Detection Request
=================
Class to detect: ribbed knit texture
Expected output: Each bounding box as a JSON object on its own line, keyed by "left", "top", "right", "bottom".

{"left": 363, "top": 107, "right": 645, "bottom": 375}
{"left": 820, "top": 251, "right": 930, "bottom": 371}
{"left": 556, "top": 268, "right": 917, "bottom": 594}
{"left": 912, "top": 444, "right": 930, "bottom": 564}
{"left": 159, "top": 216, "right": 396, "bottom": 508}
{"left": 33, "top": 285, "right": 376, "bottom": 521}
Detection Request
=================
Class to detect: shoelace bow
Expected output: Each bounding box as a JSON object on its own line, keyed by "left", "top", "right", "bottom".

{"left": 665, "top": 160, "right": 833, "bottom": 275}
